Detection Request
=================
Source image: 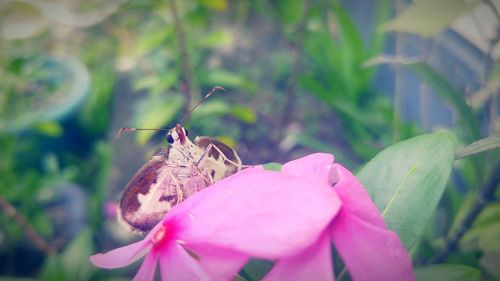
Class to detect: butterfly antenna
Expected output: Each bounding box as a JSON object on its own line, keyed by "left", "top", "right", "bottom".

{"left": 179, "top": 86, "right": 225, "bottom": 125}
{"left": 116, "top": 127, "right": 169, "bottom": 138}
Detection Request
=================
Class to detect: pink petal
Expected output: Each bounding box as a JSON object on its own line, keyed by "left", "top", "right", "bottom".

{"left": 159, "top": 241, "right": 209, "bottom": 281}
{"left": 263, "top": 231, "right": 334, "bottom": 281}
{"left": 331, "top": 210, "right": 415, "bottom": 281}
{"left": 192, "top": 245, "right": 249, "bottom": 280}
{"left": 281, "top": 153, "right": 335, "bottom": 185}
{"left": 173, "top": 168, "right": 341, "bottom": 259}
{"left": 332, "top": 163, "right": 386, "bottom": 228}
{"left": 282, "top": 155, "right": 384, "bottom": 228}
{"left": 133, "top": 250, "right": 159, "bottom": 281}
{"left": 89, "top": 239, "right": 151, "bottom": 269}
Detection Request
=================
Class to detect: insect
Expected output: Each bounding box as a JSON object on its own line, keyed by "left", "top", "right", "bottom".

{"left": 117, "top": 86, "right": 242, "bottom": 232}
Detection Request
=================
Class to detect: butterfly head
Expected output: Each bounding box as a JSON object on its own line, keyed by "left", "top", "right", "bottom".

{"left": 166, "top": 124, "right": 189, "bottom": 146}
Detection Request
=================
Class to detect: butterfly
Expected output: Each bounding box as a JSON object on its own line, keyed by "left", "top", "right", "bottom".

{"left": 117, "top": 87, "right": 242, "bottom": 232}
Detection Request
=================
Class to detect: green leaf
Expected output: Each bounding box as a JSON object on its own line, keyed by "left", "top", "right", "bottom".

{"left": 40, "top": 255, "right": 66, "bottom": 281}
{"left": 273, "top": 0, "right": 302, "bottom": 24}
{"left": 200, "top": 70, "right": 256, "bottom": 90}
{"left": 263, "top": 162, "right": 282, "bottom": 171}
{"left": 61, "top": 229, "right": 95, "bottom": 281}
{"left": 241, "top": 259, "right": 274, "bottom": 281}
{"left": 199, "top": 0, "right": 228, "bottom": 11}
{"left": 383, "top": 0, "right": 480, "bottom": 37}
{"left": 369, "top": 0, "right": 391, "bottom": 57}
{"left": 333, "top": 3, "right": 365, "bottom": 71}
{"left": 34, "top": 121, "right": 63, "bottom": 137}
{"left": 133, "top": 95, "right": 183, "bottom": 145}
{"left": 134, "top": 27, "right": 173, "bottom": 56}
{"left": 216, "top": 135, "right": 236, "bottom": 148}
{"left": 133, "top": 72, "right": 179, "bottom": 96}
{"left": 230, "top": 106, "right": 256, "bottom": 124}
{"left": 470, "top": 202, "right": 500, "bottom": 228}
{"left": 477, "top": 224, "right": 500, "bottom": 252}
{"left": 191, "top": 100, "right": 230, "bottom": 117}
{"left": 198, "top": 30, "right": 233, "bottom": 48}
{"left": 407, "top": 63, "right": 480, "bottom": 143}
{"left": 415, "top": 264, "right": 480, "bottom": 281}
{"left": 456, "top": 134, "right": 500, "bottom": 159}
{"left": 448, "top": 194, "right": 475, "bottom": 242}
{"left": 79, "top": 67, "right": 116, "bottom": 135}
{"left": 461, "top": 203, "right": 500, "bottom": 252}
{"left": 357, "top": 133, "right": 455, "bottom": 249}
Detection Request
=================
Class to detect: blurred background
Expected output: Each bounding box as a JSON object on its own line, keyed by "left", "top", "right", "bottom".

{"left": 0, "top": 0, "right": 499, "bottom": 280}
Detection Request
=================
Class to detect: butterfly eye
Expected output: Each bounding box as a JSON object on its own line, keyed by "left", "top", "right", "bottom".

{"left": 166, "top": 134, "right": 174, "bottom": 144}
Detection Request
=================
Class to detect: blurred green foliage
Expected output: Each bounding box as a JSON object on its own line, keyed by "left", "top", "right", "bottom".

{"left": 0, "top": 0, "right": 499, "bottom": 280}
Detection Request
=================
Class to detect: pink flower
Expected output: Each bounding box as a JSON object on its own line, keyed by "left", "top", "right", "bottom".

{"left": 90, "top": 166, "right": 341, "bottom": 281}
{"left": 263, "top": 153, "right": 416, "bottom": 281}
{"left": 104, "top": 202, "right": 118, "bottom": 219}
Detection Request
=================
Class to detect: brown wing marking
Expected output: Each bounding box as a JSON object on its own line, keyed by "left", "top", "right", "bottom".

{"left": 119, "top": 148, "right": 174, "bottom": 232}
{"left": 195, "top": 136, "right": 241, "bottom": 176}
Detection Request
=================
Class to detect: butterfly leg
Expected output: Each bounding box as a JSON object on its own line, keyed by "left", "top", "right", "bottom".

{"left": 196, "top": 143, "right": 237, "bottom": 167}
{"left": 164, "top": 163, "right": 206, "bottom": 182}
{"left": 189, "top": 163, "right": 214, "bottom": 185}
{"left": 167, "top": 147, "right": 213, "bottom": 183}
{"left": 192, "top": 145, "right": 232, "bottom": 184}
{"left": 166, "top": 170, "right": 184, "bottom": 204}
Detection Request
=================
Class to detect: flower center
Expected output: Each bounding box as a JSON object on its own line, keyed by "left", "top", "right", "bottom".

{"left": 151, "top": 221, "right": 178, "bottom": 249}
{"left": 152, "top": 225, "right": 167, "bottom": 245}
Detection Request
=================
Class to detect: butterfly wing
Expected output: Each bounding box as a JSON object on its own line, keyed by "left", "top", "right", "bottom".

{"left": 195, "top": 136, "right": 242, "bottom": 181}
{"left": 118, "top": 155, "right": 174, "bottom": 232}
{"left": 119, "top": 148, "right": 209, "bottom": 232}
{"left": 118, "top": 136, "right": 242, "bottom": 233}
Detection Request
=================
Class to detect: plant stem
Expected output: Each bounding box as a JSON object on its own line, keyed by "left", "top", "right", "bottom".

{"left": 428, "top": 160, "right": 500, "bottom": 264}
{"left": 275, "top": 0, "right": 312, "bottom": 153}
{"left": 392, "top": 0, "right": 405, "bottom": 142}
{"left": 482, "top": 0, "right": 500, "bottom": 133}
{"left": 170, "top": 0, "right": 192, "bottom": 115}
{"left": 0, "top": 196, "right": 57, "bottom": 254}
{"left": 483, "top": 0, "right": 500, "bottom": 133}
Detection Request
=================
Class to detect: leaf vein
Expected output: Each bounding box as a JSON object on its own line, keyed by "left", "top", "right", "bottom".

{"left": 382, "top": 164, "right": 417, "bottom": 217}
